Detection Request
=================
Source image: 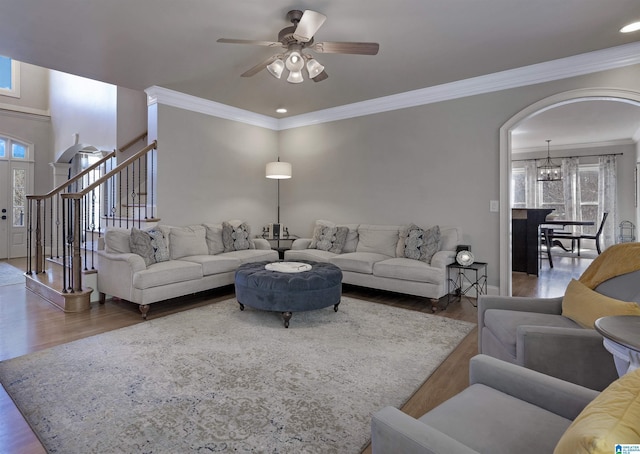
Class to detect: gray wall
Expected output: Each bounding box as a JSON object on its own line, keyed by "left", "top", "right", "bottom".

{"left": 154, "top": 104, "right": 278, "bottom": 228}
{"left": 151, "top": 63, "right": 640, "bottom": 289}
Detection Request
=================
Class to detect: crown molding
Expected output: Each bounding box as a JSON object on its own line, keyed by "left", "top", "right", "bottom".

{"left": 0, "top": 102, "right": 50, "bottom": 121}
{"left": 146, "top": 41, "right": 640, "bottom": 131}
{"left": 145, "top": 86, "right": 279, "bottom": 130}
{"left": 512, "top": 138, "right": 636, "bottom": 154}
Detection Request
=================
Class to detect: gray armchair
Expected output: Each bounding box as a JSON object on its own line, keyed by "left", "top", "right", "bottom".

{"left": 478, "top": 268, "right": 640, "bottom": 391}
{"left": 371, "top": 355, "right": 599, "bottom": 454}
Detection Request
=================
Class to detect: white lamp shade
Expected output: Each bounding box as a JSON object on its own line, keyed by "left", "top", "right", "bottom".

{"left": 286, "top": 70, "right": 304, "bottom": 84}
{"left": 285, "top": 51, "right": 304, "bottom": 72}
{"left": 267, "top": 59, "right": 284, "bottom": 79}
{"left": 266, "top": 161, "right": 292, "bottom": 179}
{"left": 306, "top": 58, "right": 325, "bottom": 78}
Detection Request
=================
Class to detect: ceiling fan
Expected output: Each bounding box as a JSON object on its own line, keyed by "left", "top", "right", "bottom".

{"left": 217, "top": 9, "right": 379, "bottom": 83}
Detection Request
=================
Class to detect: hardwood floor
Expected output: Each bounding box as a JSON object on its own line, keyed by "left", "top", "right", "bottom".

{"left": 0, "top": 255, "right": 592, "bottom": 454}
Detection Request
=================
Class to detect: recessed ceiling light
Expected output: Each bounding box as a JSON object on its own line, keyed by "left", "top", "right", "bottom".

{"left": 620, "top": 21, "right": 640, "bottom": 33}
{"left": 276, "top": 108, "right": 287, "bottom": 114}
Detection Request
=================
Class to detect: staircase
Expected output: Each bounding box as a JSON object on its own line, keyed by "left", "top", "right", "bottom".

{"left": 25, "top": 137, "right": 158, "bottom": 312}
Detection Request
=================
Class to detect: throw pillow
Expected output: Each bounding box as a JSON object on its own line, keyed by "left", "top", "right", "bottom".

{"left": 554, "top": 368, "right": 640, "bottom": 454}
{"left": 204, "top": 223, "right": 225, "bottom": 255}
{"left": 398, "top": 224, "right": 441, "bottom": 263}
{"left": 561, "top": 279, "right": 640, "bottom": 329}
{"left": 309, "top": 225, "right": 349, "bottom": 253}
{"left": 222, "top": 221, "right": 254, "bottom": 252}
{"left": 129, "top": 227, "right": 169, "bottom": 266}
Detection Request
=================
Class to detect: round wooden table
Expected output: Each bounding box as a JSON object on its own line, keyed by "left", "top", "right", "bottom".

{"left": 595, "top": 315, "right": 640, "bottom": 376}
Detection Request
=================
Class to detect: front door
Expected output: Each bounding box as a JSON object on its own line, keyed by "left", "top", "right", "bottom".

{"left": 0, "top": 157, "right": 33, "bottom": 259}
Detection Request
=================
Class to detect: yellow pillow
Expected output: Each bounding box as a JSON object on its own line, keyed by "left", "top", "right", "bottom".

{"left": 554, "top": 368, "right": 640, "bottom": 454}
{"left": 561, "top": 279, "right": 640, "bottom": 328}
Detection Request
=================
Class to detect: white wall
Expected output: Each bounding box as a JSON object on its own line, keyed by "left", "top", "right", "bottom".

{"left": 0, "top": 61, "right": 51, "bottom": 193}
{"left": 49, "top": 70, "right": 117, "bottom": 160}
{"left": 154, "top": 104, "right": 278, "bottom": 228}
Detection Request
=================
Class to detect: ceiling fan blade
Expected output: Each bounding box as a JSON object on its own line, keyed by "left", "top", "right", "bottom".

{"left": 312, "top": 41, "right": 379, "bottom": 55}
{"left": 240, "top": 54, "right": 282, "bottom": 77}
{"left": 217, "top": 38, "right": 282, "bottom": 48}
{"left": 293, "top": 10, "right": 327, "bottom": 42}
{"left": 312, "top": 70, "right": 328, "bottom": 82}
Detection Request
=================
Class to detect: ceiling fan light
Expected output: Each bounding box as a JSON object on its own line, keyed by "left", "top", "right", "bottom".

{"left": 267, "top": 59, "right": 285, "bottom": 79}
{"left": 306, "top": 58, "right": 325, "bottom": 78}
{"left": 286, "top": 70, "right": 304, "bottom": 84}
{"left": 285, "top": 51, "right": 304, "bottom": 72}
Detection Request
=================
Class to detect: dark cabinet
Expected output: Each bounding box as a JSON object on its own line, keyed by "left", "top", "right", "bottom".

{"left": 512, "top": 208, "right": 553, "bottom": 276}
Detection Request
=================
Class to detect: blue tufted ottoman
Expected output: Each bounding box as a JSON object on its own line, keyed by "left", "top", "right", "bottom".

{"left": 234, "top": 260, "right": 343, "bottom": 328}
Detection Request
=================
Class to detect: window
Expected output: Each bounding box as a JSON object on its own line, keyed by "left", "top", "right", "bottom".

{"left": 538, "top": 179, "right": 565, "bottom": 217}
{"left": 13, "top": 168, "right": 25, "bottom": 227}
{"left": 0, "top": 56, "right": 20, "bottom": 98}
{"left": 0, "top": 136, "right": 29, "bottom": 160}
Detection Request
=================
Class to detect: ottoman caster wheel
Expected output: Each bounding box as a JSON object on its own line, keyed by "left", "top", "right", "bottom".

{"left": 238, "top": 302, "right": 245, "bottom": 311}
{"left": 282, "top": 311, "right": 292, "bottom": 328}
{"left": 334, "top": 303, "right": 340, "bottom": 312}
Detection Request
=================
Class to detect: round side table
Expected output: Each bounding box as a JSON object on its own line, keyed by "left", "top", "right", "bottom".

{"left": 595, "top": 315, "right": 640, "bottom": 376}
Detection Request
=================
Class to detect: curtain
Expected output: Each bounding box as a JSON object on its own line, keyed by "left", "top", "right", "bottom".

{"left": 524, "top": 160, "right": 538, "bottom": 207}
{"left": 562, "top": 157, "right": 580, "bottom": 232}
{"left": 598, "top": 155, "right": 617, "bottom": 248}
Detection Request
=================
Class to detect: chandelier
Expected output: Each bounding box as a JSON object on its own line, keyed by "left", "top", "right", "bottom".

{"left": 537, "top": 140, "right": 562, "bottom": 182}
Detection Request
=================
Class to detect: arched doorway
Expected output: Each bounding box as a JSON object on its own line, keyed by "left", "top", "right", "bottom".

{"left": 499, "top": 88, "right": 640, "bottom": 295}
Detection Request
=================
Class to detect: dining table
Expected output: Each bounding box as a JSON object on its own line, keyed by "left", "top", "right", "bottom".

{"left": 540, "top": 219, "right": 595, "bottom": 268}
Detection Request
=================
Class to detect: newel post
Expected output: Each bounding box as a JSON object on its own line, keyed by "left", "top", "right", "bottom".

{"left": 71, "top": 197, "right": 82, "bottom": 292}
{"left": 35, "top": 198, "right": 43, "bottom": 274}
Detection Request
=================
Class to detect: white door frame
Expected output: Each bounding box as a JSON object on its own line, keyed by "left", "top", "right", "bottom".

{"left": 499, "top": 88, "right": 640, "bottom": 295}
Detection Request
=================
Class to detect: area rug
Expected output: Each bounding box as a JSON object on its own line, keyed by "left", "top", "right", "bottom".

{"left": 0, "top": 297, "right": 474, "bottom": 453}
{"left": 0, "top": 262, "right": 25, "bottom": 287}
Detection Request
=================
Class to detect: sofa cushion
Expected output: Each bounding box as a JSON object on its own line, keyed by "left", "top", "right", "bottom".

{"left": 132, "top": 260, "right": 203, "bottom": 290}
{"left": 420, "top": 384, "right": 571, "bottom": 454}
{"left": 129, "top": 227, "right": 170, "bottom": 266}
{"left": 561, "top": 279, "right": 640, "bottom": 329}
{"left": 484, "top": 309, "right": 580, "bottom": 357}
{"left": 554, "top": 368, "right": 640, "bottom": 454}
{"left": 373, "top": 258, "right": 443, "bottom": 284}
{"left": 313, "top": 220, "right": 360, "bottom": 253}
{"left": 285, "top": 248, "right": 337, "bottom": 262}
{"left": 439, "top": 226, "right": 461, "bottom": 252}
{"left": 179, "top": 255, "right": 240, "bottom": 276}
{"left": 169, "top": 225, "right": 208, "bottom": 259}
{"left": 105, "top": 227, "right": 132, "bottom": 254}
{"left": 330, "top": 252, "right": 390, "bottom": 274}
{"left": 203, "top": 223, "right": 225, "bottom": 255}
{"left": 396, "top": 224, "right": 441, "bottom": 263}
{"left": 222, "top": 221, "right": 254, "bottom": 252}
{"left": 221, "top": 248, "right": 278, "bottom": 264}
{"left": 355, "top": 224, "right": 399, "bottom": 257}
{"left": 309, "top": 225, "right": 349, "bottom": 253}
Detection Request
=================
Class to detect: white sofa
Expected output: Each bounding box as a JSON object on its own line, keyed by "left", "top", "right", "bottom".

{"left": 97, "top": 222, "right": 278, "bottom": 318}
{"left": 285, "top": 221, "right": 462, "bottom": 310}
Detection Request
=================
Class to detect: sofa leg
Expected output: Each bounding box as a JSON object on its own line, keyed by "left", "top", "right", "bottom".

{"left": 99, "top": 292, "right": 106, "bottom": 304}
{"left": 139, "top": 304, "right": 150, "bottom": 320}
{"left": 430, "top": 298, "right": 440, "bottom": 312}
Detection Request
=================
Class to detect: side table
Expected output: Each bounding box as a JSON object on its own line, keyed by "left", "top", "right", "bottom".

{"left": 595, "top": 315, "right": 640, "bottom": 376}
{"left": 446, "top": 262, "right": 487, "bottom": 308}
{"left": 263, "top": 237, "right": 297, "bottom": 259}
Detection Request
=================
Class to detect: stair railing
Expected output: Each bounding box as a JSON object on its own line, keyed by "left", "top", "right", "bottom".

{"left": 26, "top": 138, "right": 157, "bottom": 294}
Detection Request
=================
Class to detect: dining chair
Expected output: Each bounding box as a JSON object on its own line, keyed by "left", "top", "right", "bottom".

{"left": 551, "top": 212, "right": 608, "bottom": 256}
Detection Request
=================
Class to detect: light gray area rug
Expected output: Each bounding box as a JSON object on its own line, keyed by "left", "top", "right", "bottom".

{"left": 0, "top": 262, "right": 25, "bottom": 287}
{"left": 0, "top": 297, "right": 474, "bottom": 453}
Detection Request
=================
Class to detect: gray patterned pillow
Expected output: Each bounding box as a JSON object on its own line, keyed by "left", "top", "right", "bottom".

{"left": 399, "top": 224, "right": 441, "bottom": 263}
{"left": 129, "top": 227, "right": 169, "bottom": 266}
{"left": 222, "top": 221, "right": 254, "bottom": 252}
{"left": 309, "top": 225, "right": 349, "bottom": 253}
